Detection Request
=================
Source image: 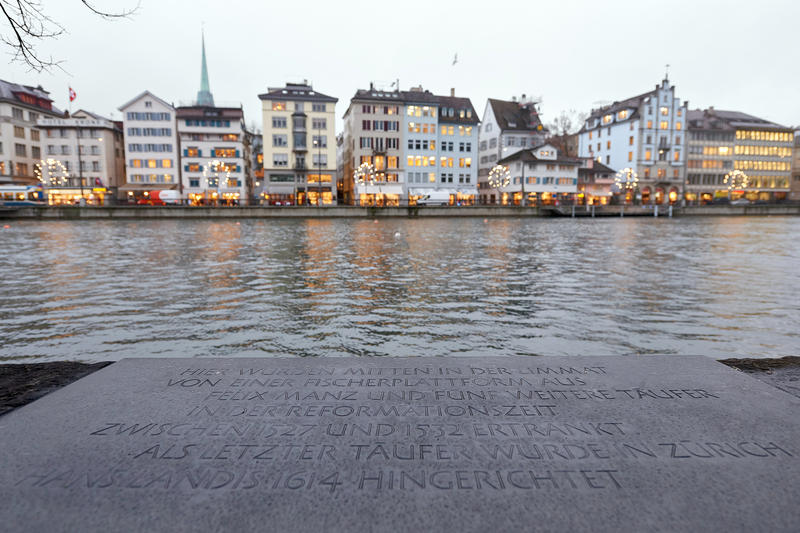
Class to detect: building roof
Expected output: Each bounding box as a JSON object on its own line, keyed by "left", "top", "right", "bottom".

{"left": 72, "top": 109, "right": 113, "bottom": 122}
{"left": 196, "top": 32, "right": 214, "bottom": 107}
{"left": 498, "top": 148, "right": 582, "bottom": 166}
{"left": 176, "top": 105, "right": 243, "bottom": 119}
{"left": 687, "top": 108, "right": 790, "bottom": 131}
{"left": 258, "top": 83, "right": 338, "bottom": 103}
{"left": 585, "top": 89, "right": 655, "bottom": 123}
{"left": 578, "top": 160, "right": 616, "bottom": 176}
{"left": 345, "top": 85, "right": 478, "bottom": 124}
{"left": 0, "top": 78, "right": 62, "bottom": 114}
{"left": 488, "top": 98, "right": 545, "bottom": 132}
{"left": 118, "top": 90, "right": 174, "bottom": 111}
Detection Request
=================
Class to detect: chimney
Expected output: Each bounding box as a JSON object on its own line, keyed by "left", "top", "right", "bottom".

{"left": 369, "top": 82, "right": 374, "bottom": 90}
{"left": 450, "top": 88, "right": 455, "bottom": 97}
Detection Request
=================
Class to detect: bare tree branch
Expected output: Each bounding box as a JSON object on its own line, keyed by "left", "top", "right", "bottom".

{"left": 80, "top": 0, "right": 140, "bottom": 19}
{"left": 1, "top": 0, "right": 139, "bottom": 72}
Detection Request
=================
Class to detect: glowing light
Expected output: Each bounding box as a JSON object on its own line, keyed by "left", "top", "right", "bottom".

{"left": 614, "top": 167, "right": 639, "bottom": 191}
{"left": 487, "top": 165, "right": 511, "bottom": 188}
{"left": 353, "top": 162, "right": 376, "bottom": 186}
{"left": 34, "top": 159, "right": 68, "bottom": 188}
{"left": 723, "top": 170, "right": 749, "bottom": 191}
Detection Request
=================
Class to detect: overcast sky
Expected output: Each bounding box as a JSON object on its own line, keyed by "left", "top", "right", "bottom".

{"left": 5, "top": 0, "right": 799, "bottom": 131}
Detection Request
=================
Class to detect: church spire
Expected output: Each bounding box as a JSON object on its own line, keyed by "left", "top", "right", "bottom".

{"left": 196, "top": 30, "right": 214, "bottom": 106}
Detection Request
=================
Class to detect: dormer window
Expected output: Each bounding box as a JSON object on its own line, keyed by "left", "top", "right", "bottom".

{"left": 617, "top": 110, "right": 628, "bottom": 120}
{"left": 602, "top": 114, "right": 612, "bottom": 124}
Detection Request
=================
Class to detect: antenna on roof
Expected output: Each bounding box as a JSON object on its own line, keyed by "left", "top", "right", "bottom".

{"left": 665, "top": 63, "right": 670, "bottom": 80}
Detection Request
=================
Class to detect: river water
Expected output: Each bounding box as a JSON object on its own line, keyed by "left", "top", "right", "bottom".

{"left": 1, "top": 216, "right": 798, "bottom": 362}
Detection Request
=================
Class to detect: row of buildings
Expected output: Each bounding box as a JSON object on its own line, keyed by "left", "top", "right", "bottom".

{"left": 1, "top": 40, "right": 799, "bottom": 206}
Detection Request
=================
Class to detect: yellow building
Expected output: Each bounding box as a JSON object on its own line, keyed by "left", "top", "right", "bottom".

{"left": 259, "top": 82, "right": 337, "bottom": 206}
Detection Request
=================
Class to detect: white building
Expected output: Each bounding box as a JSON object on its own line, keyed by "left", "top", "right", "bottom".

{"left": 341, "top": 86, "right": 403, "bottom": 206}
{"left": 0, "top": 79, "right": 62, "bottom": 185}
{"left": 177, "top": 106, "right": 248, "bottom": 205}
{"left": 491, "top": 143, "right": 579, "bottom": 205}
{"left": 259, "top": 82, "right": 338, "bottom": 206}
{"left": 477, "top": 97, "right": 547, "bottom": 204}
{"left": 118, "top": 91, "right": 179, "bottom": 202}
{"left": 577, "top": 77, "right": 688, "bottom": 205}
{"left": 36, "top": 110, "right": 125, "bottom": 205}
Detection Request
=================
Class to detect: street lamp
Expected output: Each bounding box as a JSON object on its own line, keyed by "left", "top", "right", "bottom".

{"left": 203, "top": 159, "right": 230, "bottom": 206}
{"left": 614, "top": 167, "right": 639, "bottom": 205}
{"left": 354, "top": 162, "right": 376, "bottom": 206}
{"left": 724, "top": 170, "right": 749, "bottom": 201}
{"left": 488, "top": 164, "right": 511, "bottom": 205}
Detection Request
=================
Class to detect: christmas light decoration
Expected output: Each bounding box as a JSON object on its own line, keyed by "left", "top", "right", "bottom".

{"left": 487, "top": 165, "right": 511, "bottom": 188}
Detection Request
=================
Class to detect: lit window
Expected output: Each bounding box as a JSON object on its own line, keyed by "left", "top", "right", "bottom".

{"left": 645, "top": 150, "right": 652, "bottom": 161}
{"left": 659, "top": 121, "right": 668, "bottom": 130}
{"left": 647, "top": 120, "right": 653, "bottom": 129}
{"left": 407, "top": 156, "right": 414, "bottom": 167}
{"left": 628, "top": 152, "right": 633, "bottom": 162}
{"left": 660, "top": 107, "right": 668, "bottom": 116}
{"left": 162, "top": 159, "right": 172, "bottom": 168}
{"left": 618, "top": 110, "right": 628, "bottom": 120}
{"left": 629, "top": 136, "right": 634, "bottom": 145}
{"left": 272, "top": 102, "right": 286, "bottom": 111}
{"left": 603, "top": 114, "right": 612, "bottom": 124}
{"left": 676, "top": 122, "right": 682, "bottom": 130}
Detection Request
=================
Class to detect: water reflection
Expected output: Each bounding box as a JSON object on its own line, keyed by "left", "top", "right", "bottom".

{"left": 0, "top": 217, "right": 798, "bottom": 362}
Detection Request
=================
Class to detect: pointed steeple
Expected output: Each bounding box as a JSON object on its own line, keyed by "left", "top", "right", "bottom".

{"left": 196, "top": 31, "right": 214, "bottom": 107}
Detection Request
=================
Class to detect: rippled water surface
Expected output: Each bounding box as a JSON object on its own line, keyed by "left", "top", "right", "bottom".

{"left": 1, "top": 216, "right": 798, "bottom": 362}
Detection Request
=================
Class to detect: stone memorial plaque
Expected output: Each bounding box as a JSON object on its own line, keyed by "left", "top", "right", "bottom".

{"left": 1, "top": 356, "right": 799, "bottom": 532}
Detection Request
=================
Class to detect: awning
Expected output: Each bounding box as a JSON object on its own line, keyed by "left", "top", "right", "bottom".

{"left": 356, "top": 184, "right": 403, "bottom": 195}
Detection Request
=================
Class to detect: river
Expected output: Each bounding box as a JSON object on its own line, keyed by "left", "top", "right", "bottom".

{"left": 1, "top": 216, "right": 797, "bottom": 362}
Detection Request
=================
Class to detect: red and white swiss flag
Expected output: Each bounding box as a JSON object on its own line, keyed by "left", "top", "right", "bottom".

{"left": 69, "top": 87, "right": 77, "bottom": 102}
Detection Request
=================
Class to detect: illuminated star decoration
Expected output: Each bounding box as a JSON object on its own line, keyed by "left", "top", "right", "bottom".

{"left": 723, "top": 170, "right": 749, "bottom": 191}
{"left": 203, "top": 159, "right": 231, "bottom": 188}
{"left": 35, "top": 159, "right": 68, "bottom": 187}
{"left": 487, "top": 165, "right": 511, "bottom": 188}
{"left": 614, "top": 167, "right": 639, "bottom": 191}
{"left": 354, "top": 162, "right": 376, "bottom": 186}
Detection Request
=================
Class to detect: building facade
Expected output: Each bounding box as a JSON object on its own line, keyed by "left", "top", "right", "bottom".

{"left": 341, "top": 85, "right": 479, "bottom": 206}
{"left": 177, "top": 106, "right": 248, "bottom": 205}
{"left": 36, "top": 110, "right": 125, "bottom": 205}
{"left": 684, "top": 108, "right": 793, "bottom": 204}
{"left": 118, "top": 91, "right": 179, "bottom": 202}
{"left": 259, "top": 82, "right": 337, "bottom": 206}
{"left": 792, "top": 129, "right": 800, "bottom": 201}
{"left": 0, "top": 79, "right": 62, "bottom": 185}
{"left": 578, "top": 78, "right": 688, "bottom": 205}
{"left": 477, "top": 96, "right": 547, "bottom": 204}
{"left": 577, "top": 158, "right": 615, "bottom": 205}
{"left": 490, "top": 143, "right": 579, "bottom": 205}
{"left": 341, "top": 86, "right": 403, "bottom": 206}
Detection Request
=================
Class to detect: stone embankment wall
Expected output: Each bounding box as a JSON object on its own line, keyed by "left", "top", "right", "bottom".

{"left": 2, "top": 204, "right": 799, "bottom": 219}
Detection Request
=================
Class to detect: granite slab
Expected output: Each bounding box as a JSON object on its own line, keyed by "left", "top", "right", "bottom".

{"left": 1, "top": 355, "right": 799, "bottom": 532}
